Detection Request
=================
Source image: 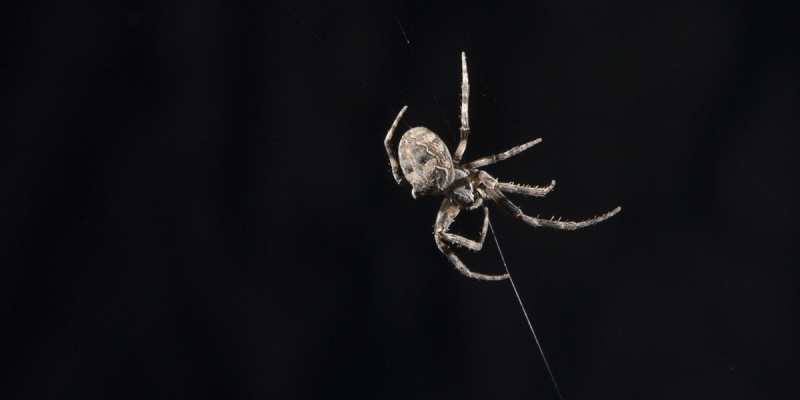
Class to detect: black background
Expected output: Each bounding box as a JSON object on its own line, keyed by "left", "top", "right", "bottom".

{"left": 2, "top": 1, "right": 799, "bottom": 399}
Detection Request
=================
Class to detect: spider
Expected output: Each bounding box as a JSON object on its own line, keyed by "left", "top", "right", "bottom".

{"left": 384, "top": 52, "right": 621, "bottom": 281}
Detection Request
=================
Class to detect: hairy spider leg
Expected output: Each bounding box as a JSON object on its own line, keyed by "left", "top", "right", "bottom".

{"left": 384, "top": 106, "right": 408, "bottom": 184}
{"left": 434, "top": 198, "right": 509, "bottom": 281}
{"left": 453, "top": 52, "right": 470, "bottom": 164}
{"left": 486, "top": 187, "right": 621, "bottom": 230}
{"left": 465, "top": 138, "right": 543, "bottom": 169}
{"left": 495, "top": 180, "right": 557, "bottom": 197}
{"left": 474, "top": 170, "right": 556, "bottom": 197}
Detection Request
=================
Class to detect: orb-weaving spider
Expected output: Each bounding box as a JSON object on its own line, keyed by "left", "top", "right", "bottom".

{"left": 385, "top": 52, "right": 620, "bottom": 281}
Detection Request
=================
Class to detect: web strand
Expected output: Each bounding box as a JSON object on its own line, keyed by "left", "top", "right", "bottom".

{"left": 488, "top": 220, "right": 565, "bottom": 400}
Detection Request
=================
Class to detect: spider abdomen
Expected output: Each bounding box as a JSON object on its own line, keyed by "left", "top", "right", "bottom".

{"left": 398, "top": 127, "right": 454, "bottom": 197}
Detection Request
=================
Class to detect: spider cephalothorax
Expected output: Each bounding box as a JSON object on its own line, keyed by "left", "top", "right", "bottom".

{"left": 384, "top": 52, "right": 620, "bottom": 281}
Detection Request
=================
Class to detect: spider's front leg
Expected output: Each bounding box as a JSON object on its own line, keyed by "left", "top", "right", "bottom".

{"left": 384, "top": 106, "right": 408, "bottom": 184}
{"left": 434, "top": 197, "right": 508, "bottom": 281}
{"left": 465, "top": 138, "right": 543, "bottom": 169}
{"left": 453, "top": 52, "right": 470, "bottom": 164}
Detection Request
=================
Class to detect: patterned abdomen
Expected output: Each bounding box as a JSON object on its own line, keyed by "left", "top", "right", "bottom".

{"left": 398, "top": 127, "right": 455, "bottom": 197}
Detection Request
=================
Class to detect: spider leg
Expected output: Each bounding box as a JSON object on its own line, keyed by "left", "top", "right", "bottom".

{"left": 487, "top": 187, "right": 621, "bottom": 230}
{"left": 474, "top": 170, "right": 555, "bottom": 197}
{"left": 438, "top": 205, "right": 489, "bottom": 251}
{"left": 434, "top": 198, "right": 509, "bottom": 281}
{"left": 495, "top": 180, "right": 556, "bottom": 197}
{"left": 384, "top": 106, "right": 408, "bottom": 184}
{"left": 453, "top": 52, "right": 470, "bottom": 164}
{"left": 464, "top": 138, "right": 542, "bottom": 169}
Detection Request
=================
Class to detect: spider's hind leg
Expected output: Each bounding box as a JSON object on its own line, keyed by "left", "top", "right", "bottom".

{"left": 438, "top": 206, "right": 489, "bottom": 251}
{"left": 434, "top": 198, "right": 508, "bottom": 281}
{"left": 475, "top": 170, "right": 555, "bottom": 198}
{"left": 487, "top": 187, "right": 621, "bottom": 230}
{"left": 496, "top": 180, "right": 556, "bottom": 197}
{"left": 435, "top": 237, "right": 509, "bottom": 281}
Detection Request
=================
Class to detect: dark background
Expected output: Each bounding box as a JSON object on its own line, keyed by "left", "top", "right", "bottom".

{"left": 1, "top": 1, "right": 798, "bottom": 399}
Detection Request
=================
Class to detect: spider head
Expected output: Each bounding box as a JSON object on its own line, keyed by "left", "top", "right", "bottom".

{"left": 398, "top": 127, "right": 455, "bottom": 198}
